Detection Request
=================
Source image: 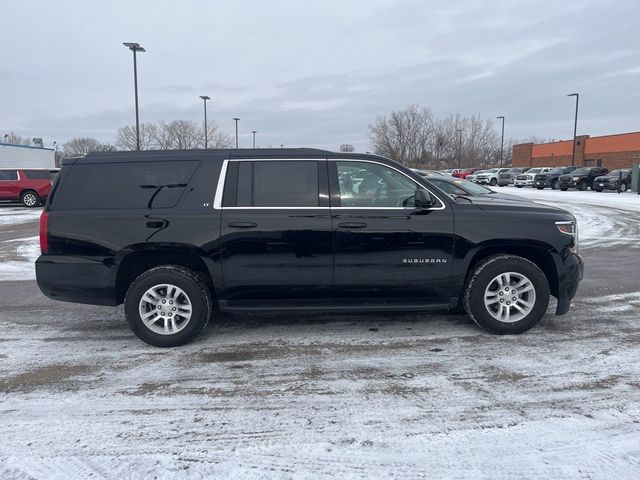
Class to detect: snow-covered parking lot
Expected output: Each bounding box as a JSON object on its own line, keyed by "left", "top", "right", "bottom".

{"left": 1, "top": 190, "right": 640, "bottom": 479}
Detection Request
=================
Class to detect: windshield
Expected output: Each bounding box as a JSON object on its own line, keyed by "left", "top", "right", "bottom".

{"left": 607, "top": 169, "right": 629, "bottom": 176}
{"left": 572, "top": 168, "right": 588, "bottom": 175}
{"left": 527, "top": 168, "right": 542, "bottom": 174}
{"left": 485, "top": 169, "right": 499, "bottom": 173}
{"left": 430, "top": 178, "right": 492, "bottom": 196}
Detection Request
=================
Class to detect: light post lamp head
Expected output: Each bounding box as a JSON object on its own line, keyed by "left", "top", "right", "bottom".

{"left": 123, "top": 42, "right": 146, "bottom": 52}
{"left": 199, "top": 95, "right": 210, "bottom": 101}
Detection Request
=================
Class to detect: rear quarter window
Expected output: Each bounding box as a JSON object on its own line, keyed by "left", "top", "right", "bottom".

{"left": 54, "top": 161, "right": 199, "bottom": 209}
{"left": 23, "top": 170, "right": 55, "bottom": 179}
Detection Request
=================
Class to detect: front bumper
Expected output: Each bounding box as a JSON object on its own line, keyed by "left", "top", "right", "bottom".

{"left": 514, "top": 179, "right": 534, "bottom": 187}
{"left": 555, "top": 252, "right": 584, "bottom": 315}
{"left": 595, "top": 181, "right": 618, "bottom": 190}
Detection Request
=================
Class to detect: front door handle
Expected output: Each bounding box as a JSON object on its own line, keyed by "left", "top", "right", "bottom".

{"left": 228, "top": 222, "right": 257, "bottom": 229}
{"left": 338, "top": 222, "right": 368, "bottom": 229}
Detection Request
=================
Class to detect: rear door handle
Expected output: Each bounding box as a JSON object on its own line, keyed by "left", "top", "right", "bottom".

{"left": 228, "top": 222, "right": 257, "bottom": 229}
{"left": 338, "top": 222, "right": 367, "bottom": 229}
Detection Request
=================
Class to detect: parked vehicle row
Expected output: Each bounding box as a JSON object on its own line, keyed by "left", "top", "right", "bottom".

{"left": 0, "top": 168, "right": 58, "bottom": 207}
{"left": 436, "top": 165, "right": 632, "bottom": 193}
{"left": 36, "top": 149, "right": 582, "bottom": 347}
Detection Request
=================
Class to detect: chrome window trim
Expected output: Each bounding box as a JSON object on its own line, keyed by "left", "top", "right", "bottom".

{"left": 213, "top": 157, "right": 447, "bottom": 211}
{"left": 213, "top": 159, "right": 229, "bottom": 209}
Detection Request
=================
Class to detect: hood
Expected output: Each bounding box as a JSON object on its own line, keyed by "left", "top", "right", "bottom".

{"left": 458, "top": 194, "right": 568, "bottom": 214}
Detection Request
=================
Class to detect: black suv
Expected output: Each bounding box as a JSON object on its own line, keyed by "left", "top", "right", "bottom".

{"left": 593, "top": 169, "right": 633, "bottom": 192}
{"left": 558, "top": 167, "right": 608, "bottom": 191}
{"left": 36, "top": 149, "right": 583, "bottom": 347}
{"left": 534, "top": 166, "right": 578, "bottom": 190}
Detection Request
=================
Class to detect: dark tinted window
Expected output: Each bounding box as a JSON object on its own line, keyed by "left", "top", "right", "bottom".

{"left": 23, "top": 170, "right": 57, "bottom": 180}
{"left": 55, "top": 161, "right": 199, "bottom": 209}
{"left": 233, "top": 161, "right": 319, "bottom": 207}
{"left": 0, "top": 170, "right": 18, "bottom": 180}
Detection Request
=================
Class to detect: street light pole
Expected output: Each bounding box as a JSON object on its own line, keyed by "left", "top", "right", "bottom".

{"left": 252, "top": 130, "right": 257, "bottom": 149}
{"left": 568, "top": 93, "right": 579, "bottom": 167}
{"left": 233, "top": 118, "right": 240, "bottom": 149}
{"left": 456, "top": 129, "right": 463, "bottom": 169}
{"left": 123, "top": 42, "right": 146, "bottom": 151}
{"left": 199, "top": 96, "right": 210, "bottom": 149}
{"left": 496, "top": 116, "right": 505, "bottom": 168}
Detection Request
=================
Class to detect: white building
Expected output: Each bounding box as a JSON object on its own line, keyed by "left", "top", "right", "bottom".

{"left": 0, "top": 143, "right": 56, "bottom": 169}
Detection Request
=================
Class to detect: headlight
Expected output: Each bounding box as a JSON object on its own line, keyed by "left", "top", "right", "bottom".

{"left": 556, "top": 220, "right": 579, "bottom": 254}
{"left": 572, "top": 176, "right": 579, "bottom": 181}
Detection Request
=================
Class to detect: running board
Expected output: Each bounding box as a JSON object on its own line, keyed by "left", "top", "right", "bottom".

{"left": 218, "top": 299, "right": 452, "bottom": 313}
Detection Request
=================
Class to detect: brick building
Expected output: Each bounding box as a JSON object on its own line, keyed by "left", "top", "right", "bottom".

{"left": 512, "top": 131, "right": 640, "bottom": 170}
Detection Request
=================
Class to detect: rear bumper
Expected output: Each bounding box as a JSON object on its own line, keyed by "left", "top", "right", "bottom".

{"left": 555, "top": 253, "right": 584, "bottom": 315}
{"left": 36, "top": 255, "right": 117, "bottom": 306}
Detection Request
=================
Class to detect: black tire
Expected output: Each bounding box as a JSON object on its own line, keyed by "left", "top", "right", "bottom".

{"left": 594, "top": 188, "right": 603, "bottom": 192}
{"left": 551, "top": 180, "right": 558, "bottom": 190}
{"left": 463, "top": 254, "right": 550, "bottom": 335}
{"left": 516, "top": 185, "right": 523, "bottom": 188}
{"left": 20, "top": 190, "right": 41, "bottom": 207}
{"left": 620, "top": 183, "right": 628, "bottom": 192}
{"left": 536, "top": 187, "right": 544, "bottom": 190}
{"left": 560, "top": 187, "right": 568, "bottom": 191}
{"left": 490, "top": 178, "right": 497, "bottom": 186}
{"left": 124, "top": 265, "right": 212, "bottom": 347}
{"left": 578, "top": 181, "right": 587, "bottom": 191}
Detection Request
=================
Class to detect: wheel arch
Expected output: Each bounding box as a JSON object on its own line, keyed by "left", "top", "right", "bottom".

{"left": 463, "top": 243, "right": 559, "bottom": 299}
{"left": 114, "top": 245, "right": 215, "bottom": 305}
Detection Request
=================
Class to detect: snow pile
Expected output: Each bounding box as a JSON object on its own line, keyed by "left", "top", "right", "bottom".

{"left": 0, "top": 236, "right": 39, "bottom": 281}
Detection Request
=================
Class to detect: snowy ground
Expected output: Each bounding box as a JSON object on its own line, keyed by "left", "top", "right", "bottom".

{"left": 1, "top": 192, "right": 639, "bottom": 479}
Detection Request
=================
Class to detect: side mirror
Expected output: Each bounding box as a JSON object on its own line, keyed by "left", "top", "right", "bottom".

{"left": 415, "top": 189, "right": 435, "bottom": 209}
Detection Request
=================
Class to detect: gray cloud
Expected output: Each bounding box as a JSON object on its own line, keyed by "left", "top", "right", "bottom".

{"left": 1, "top": 0, "right": 638, "bottom": 151}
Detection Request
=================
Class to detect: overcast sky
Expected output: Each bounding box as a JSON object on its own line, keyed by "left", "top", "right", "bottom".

{"left": 1, "top": 0, "right": 638, "bottom": 151}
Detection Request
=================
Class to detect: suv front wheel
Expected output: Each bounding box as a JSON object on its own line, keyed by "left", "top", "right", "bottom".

{"left": 124, "top": 265, "right": 212, "bottom": 347}
{"left": 464, "top": 255, "right": 550, "bottom": 334}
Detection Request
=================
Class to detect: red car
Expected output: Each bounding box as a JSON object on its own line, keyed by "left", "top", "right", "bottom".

{"left": 452, "top": 168, "right": 479, "bottom": 179}
{"left": 0, "top": 168, "right": 58, "bottom": 207}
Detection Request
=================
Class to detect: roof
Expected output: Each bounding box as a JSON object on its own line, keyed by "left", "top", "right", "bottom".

{"left": 0, "top": 142, "right": 55, "bottom": 152}
{"left": 68, "top": 148, "right": 391, "bottom": 165}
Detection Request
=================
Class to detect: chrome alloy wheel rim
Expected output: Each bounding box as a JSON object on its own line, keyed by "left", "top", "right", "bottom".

{"left": 483, "top": 272, "right": 536, "bottom": 323}
{"left": 23, "top": 194, "right": 37, "bottom": 206}
{"left": 138, "top": 284, "right": 193, "bottom": 335}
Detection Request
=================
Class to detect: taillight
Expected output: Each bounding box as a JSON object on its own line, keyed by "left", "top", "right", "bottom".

{"left": 39, "top": 211, "right": 49, "bottom": 254}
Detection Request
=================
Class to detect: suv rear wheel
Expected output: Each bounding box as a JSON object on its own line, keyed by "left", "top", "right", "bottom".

{"left": 578, "top": 181, "right": 587, "bottom": 191}
{"left": 464, "top": 255, "right": 550, "bottom": 334}
{"left": 551, "top": 179, "right": 558, "bottom": 190}
{"left": 489, "top": 178, "right": 497, "bottom": 186}
{"left": 21, "top": 190, "right": 40, "bottom": 207}
{"left": 124, "top": 265, "right": 212, "bottom": 347}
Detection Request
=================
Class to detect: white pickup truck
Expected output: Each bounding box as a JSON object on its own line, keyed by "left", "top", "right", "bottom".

{"left": 514, "top": 167, "right": 552, "bottom": 188}
{"left": 474, "top": 168, "right": 511, "bottom": 186}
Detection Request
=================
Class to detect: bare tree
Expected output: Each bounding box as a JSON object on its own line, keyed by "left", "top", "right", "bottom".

{"left": 202, "top": 123, "right": 233, "bottom": 149}
{"left": 115, "top": 120, "right": 233, "bottom": 150}
{"left": 62, "top": 137, "right": 111, "bottom": 156}
{"left": 2, "top": 132, "right": 31, "bottom": 145}
{"left": 368, "top": 104, "right": 435, "bottom": 167}
{"left": 518, "top": 135, "right": 558, "bottom": 145}
{"left": 115, "top": 123, "right": 156, "bottom": 151}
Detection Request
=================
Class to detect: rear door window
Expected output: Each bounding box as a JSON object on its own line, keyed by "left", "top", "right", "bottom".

{"left": 54, "top": 161, "right": 199, "bottom": 209}
{"left": 0, "top": 170, "right": 18, "bottom": 181}
{"left": 23, "top": 170, "right": 55, "bottom": 179}
{"left": 225, "top": 160, "right": 320, "bottom": 207}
